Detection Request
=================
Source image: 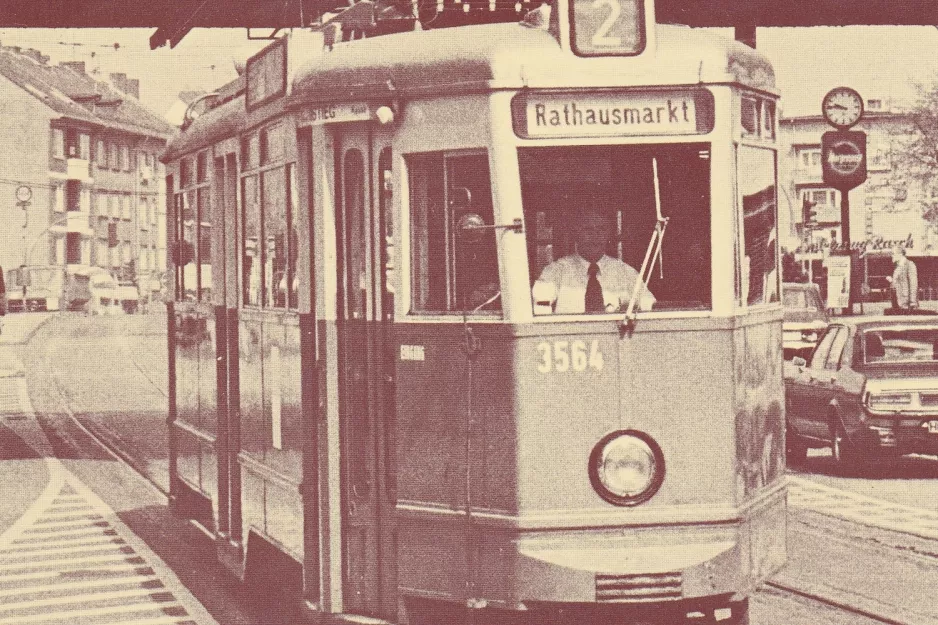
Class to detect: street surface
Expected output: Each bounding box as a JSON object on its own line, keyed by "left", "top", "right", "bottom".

{"left": 3, "top": 311, "right": 938, "bottom": 624}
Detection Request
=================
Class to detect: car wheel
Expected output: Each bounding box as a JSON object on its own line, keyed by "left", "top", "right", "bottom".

{"left": 831, "top": 419, "right": 859, "bottom": 473}
{"left": 786, "top": 427, "right": 808, "bottom": 465}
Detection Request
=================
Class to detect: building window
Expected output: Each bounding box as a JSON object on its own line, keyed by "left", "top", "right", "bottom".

{"left": 120, "top": 145, "right": 130, "bottom": 171}
{"left": 110, "top": 143, "right": 119, "bottom": 170}
{"left": 867, "top": 99, "right": 882, "bottom": 110}
{"left": 79, "top": 134, "right": 91, "bottom": 160}
{"left": 54, "top": 185, "right": 65, "bottom": 212}
{"left": 52, "top": 128, "right": 65, "bottom": 159}
{"left": 96, "top": 140, "right": 107, "bottom": 168}
{"left": 802, "top": 188, "right": 838, "bottom": 207}
{"left": 798, "top": 148, "right": 821, "bottom": 169}
{"left": 65, "top": 233, "right": 82, "bottom": 264}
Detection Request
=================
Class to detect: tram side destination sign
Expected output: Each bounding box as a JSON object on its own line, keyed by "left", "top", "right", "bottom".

{"left": 511, "top": 89, "right": 714, "bottom": 139}
{"left": 821, "top": 130, "right": 867, "bottom": 191}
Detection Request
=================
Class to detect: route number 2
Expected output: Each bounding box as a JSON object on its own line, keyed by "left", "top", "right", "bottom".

{"left": 570, "top": 0, "right": 643, "bottom": 56}
{"left": 590, "top": 0, "right": 621, "bottom": 47}
{"left": 537, "top": 340, "right": 604, "bottom": 373}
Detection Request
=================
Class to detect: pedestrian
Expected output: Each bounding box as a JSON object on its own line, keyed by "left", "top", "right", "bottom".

{"left": 886, "top": 245, "right": 919, "bottom": 315}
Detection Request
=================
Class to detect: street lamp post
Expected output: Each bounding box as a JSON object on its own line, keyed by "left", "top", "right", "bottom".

{"left": 15, "top": 184, "right": 33, "bottom": 301}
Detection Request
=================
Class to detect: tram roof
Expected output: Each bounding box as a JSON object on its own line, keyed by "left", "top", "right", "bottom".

{"left": 291, "top": 23, "right": 774, "bottom": 99}
{"left": 164, "top": 22, "right": 773, "bottom": 161}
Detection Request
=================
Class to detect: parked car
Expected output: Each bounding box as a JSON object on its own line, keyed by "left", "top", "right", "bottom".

{"left": 785, "top": 316, "right": 938, "bottom": 471}
{"left": 782, "top": 282, "right": 829, "bottom": 361}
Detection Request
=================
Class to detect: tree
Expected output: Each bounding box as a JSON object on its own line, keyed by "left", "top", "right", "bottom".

{"left": 890, "top": 79, "right": 938, "bottom": 233}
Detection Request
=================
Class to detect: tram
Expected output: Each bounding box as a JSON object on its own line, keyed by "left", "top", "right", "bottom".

{"left": 162, "top": 0, "right": 786, "bottom": 622}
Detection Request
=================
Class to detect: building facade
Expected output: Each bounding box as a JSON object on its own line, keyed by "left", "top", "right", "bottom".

{"left": 779, "top": 99, "right": 938, "bottom": 294}
{"left": 0, "top": 44, "right": 175, "bottom": 302}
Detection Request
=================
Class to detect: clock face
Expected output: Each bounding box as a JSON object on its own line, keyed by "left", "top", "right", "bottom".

{"left": 822, "top": 87, "right": 863, "bottom": 128}
{"left": 15, "top": 185, "right": 31, "bottom": 202}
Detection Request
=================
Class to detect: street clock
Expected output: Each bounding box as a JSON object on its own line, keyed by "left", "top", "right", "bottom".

{"left": 822, "top": 87, "right": 863, "bottom": 129}
{"left": 15, "top": 185, "right": 31, "bottom": 202}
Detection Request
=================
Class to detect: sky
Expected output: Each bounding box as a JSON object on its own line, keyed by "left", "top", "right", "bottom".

{"left": 2, "top": 25, "right": 938, "bottom": 120}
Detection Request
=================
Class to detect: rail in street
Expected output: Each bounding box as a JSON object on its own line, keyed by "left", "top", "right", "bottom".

{"left": 0, "top": 352, "right": 218, "bottom": 625}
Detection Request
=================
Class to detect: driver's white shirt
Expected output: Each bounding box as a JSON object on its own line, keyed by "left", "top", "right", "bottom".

{"left": 532, "top": 254, "right": 655, "bottom": 314}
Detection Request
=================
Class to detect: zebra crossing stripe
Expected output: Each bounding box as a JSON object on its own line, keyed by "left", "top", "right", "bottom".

{"left": 0, "top": 377, "right": 218, "bottom": 625}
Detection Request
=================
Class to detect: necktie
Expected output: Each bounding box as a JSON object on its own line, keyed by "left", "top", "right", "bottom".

{"left": 585, "top": 262, "right": 604, "bottom": 313}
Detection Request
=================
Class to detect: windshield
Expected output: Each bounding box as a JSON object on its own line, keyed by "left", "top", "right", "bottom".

{"left": 520, "top": 143, "right": 711, "bottom": 315}
{"left": 863, "top": 327, "right": 938, "bottom": 364}
{"left": 783, "top": 290, "right": 807, "bottom": 309}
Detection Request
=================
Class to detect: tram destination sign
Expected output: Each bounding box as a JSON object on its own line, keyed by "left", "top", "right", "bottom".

{"left": 297, "top": 102, "right": 372, "bottom": 126}
{"left": 511, "top": 89, "right": 714, "bottom": 139}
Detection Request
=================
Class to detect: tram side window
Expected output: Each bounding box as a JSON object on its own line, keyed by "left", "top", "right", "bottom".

{"left": 262, "top": 167, "right": 289, "bottom": 308}
{"left": 242, "top": 174, "right": 261, "bottom": 306}
{"left": 519, "top": 144, "right": 712, "bottom": 314}
{"left": 407, "top": 151, "right": 500, "bottom": 314}
{"left": 738, "top": 145, "right": 779, "bottom": 306}
{"left": 197, "top": 188, "right": 211, "bottom": 302}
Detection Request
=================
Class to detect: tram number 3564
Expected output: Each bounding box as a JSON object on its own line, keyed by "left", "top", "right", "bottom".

{"left": 537, "top": 340, "right": 604, "bottom": 373}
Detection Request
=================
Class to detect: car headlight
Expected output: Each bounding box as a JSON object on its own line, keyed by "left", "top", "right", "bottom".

{"left": 589, "top": 430, "right": 665, "bottom": 506}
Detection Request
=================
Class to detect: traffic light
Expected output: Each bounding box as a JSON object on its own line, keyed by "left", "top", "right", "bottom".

{"left": 802, "top": 197, "right": 818, "bottom": 228}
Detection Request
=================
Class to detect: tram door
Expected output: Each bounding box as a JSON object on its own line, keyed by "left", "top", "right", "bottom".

{"left": 334, "top": 126, "right": 396, "bottom": 617}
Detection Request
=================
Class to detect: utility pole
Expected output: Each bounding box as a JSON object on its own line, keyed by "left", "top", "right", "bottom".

{"left": 15, "top": 185, "right": 33, "bottom": 300}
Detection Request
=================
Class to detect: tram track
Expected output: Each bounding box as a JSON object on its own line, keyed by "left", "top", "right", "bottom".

{"left": 763, "top": 581, "right": 917, "bottom": 625}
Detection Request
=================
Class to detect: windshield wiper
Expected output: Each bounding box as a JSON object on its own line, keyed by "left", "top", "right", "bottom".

{"left": 621, "top": 157, "right": 668, "bottom": 338}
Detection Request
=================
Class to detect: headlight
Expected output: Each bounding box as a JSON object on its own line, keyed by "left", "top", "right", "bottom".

{"left": 589, "top": 430, "right": 665, "bottom": 506}
{"left": 800, "top": 330, "right": 818, "bottom": 343}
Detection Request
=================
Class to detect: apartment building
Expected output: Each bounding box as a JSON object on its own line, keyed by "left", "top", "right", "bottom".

{"left": 0, "top": 43, "right": 175, "bottom": 300}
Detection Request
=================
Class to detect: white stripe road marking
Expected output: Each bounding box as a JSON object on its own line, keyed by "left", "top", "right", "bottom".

{"left": 788, "top": 475, "right": 938, "bottom": 538}
{"left": 11, "top": 527, "right": 116, "bottom": 544}
{"left": 0, "top": 563, "right": 146, "bottom": 584}
{"left": 22, "top": 518, "right": 106, "bottom": 530}
{"left": 0, "top": 540, "right": 127, "bottom": 560}
{"left": 0, "top": 573, "right": 157, "bottom": 598}
{"left": 0, "top": 599, "right": 178, "bottom": 625}
{"left": 0, "top": 552, "right": 137, "bottom": 573}
{"left": 0, "top": 377, "right": 218, "bottom": 625}
{"left": 106, "top": 618, "right": 194, "bottom": 625}
{"left": 40, "top": 507, "right": 97, "bottom": 517}
{"left": 0, "top": 535, "right": 121, "bottom": 554}
{"left": 0, "top": 587, "right": 174, "bottom": 612}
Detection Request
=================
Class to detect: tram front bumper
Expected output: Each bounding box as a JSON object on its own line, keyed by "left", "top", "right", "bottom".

{"left": 512, "top": 496, "right": 785, "bottom": 605}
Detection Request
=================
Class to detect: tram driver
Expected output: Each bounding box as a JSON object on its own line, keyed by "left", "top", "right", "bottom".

{"left": 532, "top": 208, "right": 655, "bottom": 314}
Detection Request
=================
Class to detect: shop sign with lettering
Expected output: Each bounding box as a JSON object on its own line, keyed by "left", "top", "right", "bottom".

{"left": 511, "top": 90, "right": 714, "bottom": 139}
{"left": 821, "top": 130, "right": 867, "bottom": 190}
{"left": 794, "top": 234, "right": 914, "bottom": 257}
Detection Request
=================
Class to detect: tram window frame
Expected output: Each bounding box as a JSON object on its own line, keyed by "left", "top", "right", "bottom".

{"left": 173, "top": 149, "right": 213, "bottom": 302}
{"left": 519, "top": 143, "right": 713, "bottom": 316}
{"left": 406, "top": 150, "right": 501, "bottom": 316}
{"left": 737, "top": 144, "right": 780, "bottom": 308}
{"left": 239, "top": 125, "right": 297, "bottom": 311}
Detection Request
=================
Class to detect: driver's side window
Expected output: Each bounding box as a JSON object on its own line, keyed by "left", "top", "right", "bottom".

{"left": 407, "top": 150, "right": 500, "bottom": 314}
{"left": 809, "top": 327, "right": 840, "bottom": 369}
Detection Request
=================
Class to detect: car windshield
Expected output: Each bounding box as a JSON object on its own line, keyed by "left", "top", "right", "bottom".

{"left": 863, "top": 327, "right": 938, "bottom": 364}
{"left": 784, "top": 290, "right": 809, "bottom": 309}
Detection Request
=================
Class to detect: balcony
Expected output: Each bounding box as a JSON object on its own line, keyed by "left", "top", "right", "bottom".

{"left": 66, "top": 157, "right": 93, "bottom": 182}
{"left": 50, "top": 210, "right": 94, "bottom": 236}
{"left": 793, "top": 166, "right": 823, "bottom": 184}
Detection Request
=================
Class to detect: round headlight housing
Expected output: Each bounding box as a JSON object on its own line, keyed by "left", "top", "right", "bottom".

{"left": 588, "top": 430, "right": 665, "bottom": 506}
